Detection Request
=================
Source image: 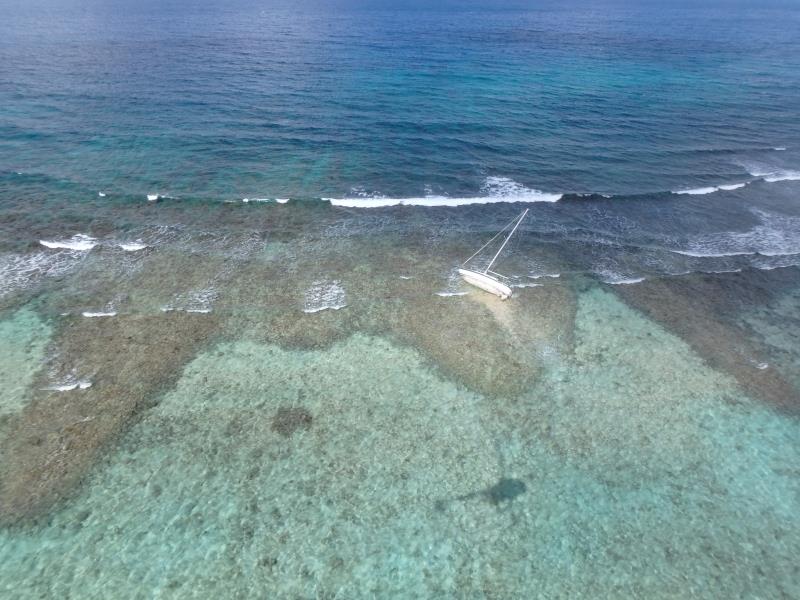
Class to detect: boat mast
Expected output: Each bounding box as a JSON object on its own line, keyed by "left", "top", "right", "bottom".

{"left": 483, "top": 209, "right": 528, "bottom": 274}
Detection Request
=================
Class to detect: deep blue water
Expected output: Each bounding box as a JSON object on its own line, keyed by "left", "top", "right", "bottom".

{"left": 2, "top": 1, "right": 800, "bottom": 201}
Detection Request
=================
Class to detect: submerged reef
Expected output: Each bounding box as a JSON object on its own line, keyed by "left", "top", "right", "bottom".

{"left": 0, "top": 296, "right": 798, "bottom": 598}
{"left": 614, "top": 270, "right": 800, "bottom": 415}
{"left": 0, "top": 202, "right": 799, "bottom": 596}
{"left": 0, "top": 312, "right": 220, "bottom": 523}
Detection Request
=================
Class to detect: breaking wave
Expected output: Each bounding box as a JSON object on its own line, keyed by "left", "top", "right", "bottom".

{"left": 672, "top": 210, "right": 800, "bottom": 259}
{"left": 325, "top": 177, "right": 562, "bottom": 208}
{"left": 672, "top": 183, "right": 747, "bottom": 195}
{"left": 40, "top": 234, "right": 97, "bottom": 251}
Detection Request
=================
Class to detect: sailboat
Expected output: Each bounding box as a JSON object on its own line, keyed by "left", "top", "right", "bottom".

{"left": 458, "top": 208, "right": 529, "bottom": 300}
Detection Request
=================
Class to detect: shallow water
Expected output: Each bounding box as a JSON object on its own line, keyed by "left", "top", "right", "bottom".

{"left": 0, "top": 201, "right": 799, "bottom": 598}
{"left": 2, "top": 1, "right": 800, "bottom": 598}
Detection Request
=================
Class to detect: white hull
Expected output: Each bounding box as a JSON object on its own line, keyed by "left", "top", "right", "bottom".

{"left": 458, "top": 269, "right": 513, "bottom": 300}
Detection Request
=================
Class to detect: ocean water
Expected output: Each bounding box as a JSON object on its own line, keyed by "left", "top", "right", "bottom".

{"left": 1, "top": 1, "right": 800, "bottom": 598}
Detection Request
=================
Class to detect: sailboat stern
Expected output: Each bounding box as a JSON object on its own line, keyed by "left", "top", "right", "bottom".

{"left": 458, "top": 269, "right": 513, "bottom": 300}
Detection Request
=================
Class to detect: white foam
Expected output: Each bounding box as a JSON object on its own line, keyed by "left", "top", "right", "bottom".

{"left": 82, "top": 311, "right": 117, "bottom": 318}
{"left": 163, "top": 288, "right": 217, "bottom": 314}
{"left": 751, "top": 253, "right": 800, "bottom": 271}
{"left": 242, "top": 197, "right": 289, "bottom": 204}
{"left": 747, "top": 166, "right": 800, "bottom": 183}
{"left": 44, "top": 368, "right": 93, "bottom": 391}
{"left": 673, "top": 183, "right": 746, "bottom": 195}
{"left": 707, "top": 268, "right": 742, "bottom": 274}
{"left": 754, "top": 263, "right": 794, "bottom": 272}
{"left": 435, "top": 291, "right": 469, "bottom": 297}
{"left": 512, "top": 282, "right": 542, "bottom": 288}
{"left": 527, "top": 273, "right": 561, "bottom": 280}
{"left": 0, "top": 250, "right": 85, "bottom": 299}
{"left": 326, "top": 176, "right": 562, "bottom": 208}
{"left": 674, "top": 186, "right": 718, "bottom": 196}
{"left": 147, "top": 194, "right": 159, "bottom": 202}
{"left": 117, "top": 241, "right": 148, "bottom": 252}
{"left": 596, "top": 269, "right": 645, "bottom": 285}
{"left": 672, "top": 249, "right": 754, "bottom": 258}
{"left": 40, "top": 234, "right": 97, "bottom": 251}
{"left": 763, "top": 171, "right": 800, "bottom": 183}
{"left": 674, "top": 210, "right": 800, "bottom": 259}
{"left": 98, "top": 192, "right": 106, "bottom": 197}
{"left": 303, "top": 280, "right": 347, "bottom": 313}
{"left": 774, "top": 147, "right": 787, "bottom": 151}
{"left": 45, "top": 380, "right": 92, "bottom": 392}
{"left": 398, "top": 275, "right": 413, "bottom": 280}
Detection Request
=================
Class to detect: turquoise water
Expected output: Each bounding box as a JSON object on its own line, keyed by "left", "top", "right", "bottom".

{"left": 2, "top": 1, "right": 800, "bottom": 598}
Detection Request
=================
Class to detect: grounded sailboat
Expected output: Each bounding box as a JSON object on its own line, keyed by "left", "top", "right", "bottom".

{"left": 458, "top": 208, "right": 529, "bottom": 300}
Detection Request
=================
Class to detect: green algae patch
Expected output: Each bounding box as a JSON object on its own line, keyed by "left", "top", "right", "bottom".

{"left": 0, "top": 308, "right": 52, "bottom": 420}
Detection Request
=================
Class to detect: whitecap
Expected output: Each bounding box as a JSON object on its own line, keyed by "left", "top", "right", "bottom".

{"left": 147, "top": 194, "right": 159, "bottom": 201}
{"left": 774, "top": 147, "right": 787, "bottom": 151}
{"left": 512, "top": 282, "right": 542, "bottom": 288}
{"left": 673, "top": 186, "right": 718, "bottom": 196}
{"left": 747, "top": 166, "right": 800, "bottom": 183}
{"left": 398, "top": 275, "right": 413, "bottom": 280}
{"left": 325, "top": 176, "right": 562, "bottom": 208}
{"left": 117, "top": 241, "right": 148, "bottom": 252}
{"left": 242, "top": 197, "right": 289, "bottom": 204}
{"left": 671, "top": 249, "right": 754, "bottom": 258}
{"left": 98, "top": 191, "right": 106, "bottom": 197}
{"left": 763, "top": 171, "right": 800, "bottom": 183}
{"left": 45, "top": 380, "right": 92, "bottom": 392}
{"left": 303, "top": 280, "right": 347, "bottom": 313}
{"left": 673, "top": 183, "right": 746, "bottom": 195}
{"left": 435, "top": 291, "right": 469, "bottom": 297}
{"left": 527, "top": 273, "right": 561, "bottom": 280}
{"left": 40, "top": 234, "right": 97, "bottom": 251}
{"left": 595, "top": 269, "right": 645, "bottom": 285}
{"left": 607, "top": 277, "right": 646, "bottom": 285}
{"left": 82, "top": 311, "right": 117, "bottom": 318}
{"left": 707, "top": 268, "right": 742, "bottom": 274}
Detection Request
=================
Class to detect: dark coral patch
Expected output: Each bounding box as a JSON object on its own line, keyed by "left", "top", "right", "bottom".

{"left": 271, "top": 407, "right": 313, "bottom": 437}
